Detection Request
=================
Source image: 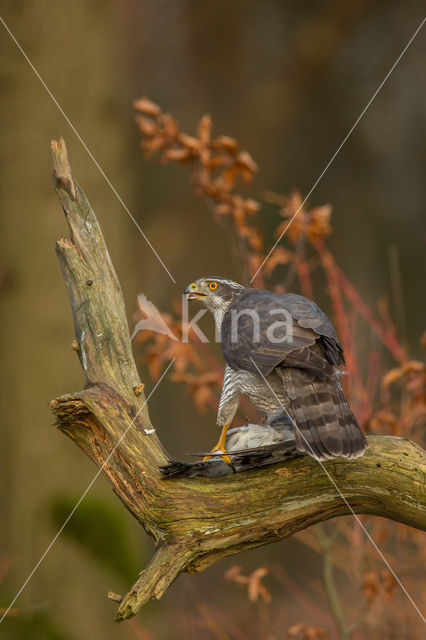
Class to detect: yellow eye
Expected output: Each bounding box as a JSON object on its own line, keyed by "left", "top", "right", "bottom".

{"left": 209, "top": 281, "right": 218, "bottom": 290}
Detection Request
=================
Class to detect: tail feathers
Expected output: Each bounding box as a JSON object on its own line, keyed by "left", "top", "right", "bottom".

{"left": 279, "top": 369, "right": 368, "bottom": 461}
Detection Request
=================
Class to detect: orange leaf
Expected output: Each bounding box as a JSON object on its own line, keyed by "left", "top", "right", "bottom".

{"left": 134, "top": 114, "right": 157, "bottom": 136}
{"left": 243, "top": 198, "right": 260, "bottom": 214}
{"left": 197, "top": 114, "right": 212, "bottom": 145}
{"left": 178, "top": 133, "right": 200, "bottom": 151}
{"left": 382, "top": 368, "right": 404, "bottom": 387}
{"left": 214, "top": 203, "right": 232, "bottom": 216}
{"left": 236, "top": 150, "right": 259, "bottom": 174}
{"left": 133, "top": 97, "right": 161, "bottom": 116}
{"left": 160, "top": 113, "right": 179, "bottom": 137}
{"left": 162, "top": 148, "right": 193, "bottom": 163}
{"left": 212, "top": 135, "right": 239, "bottom": 154}
{"left": 263, "top": 247, "right": 293, "bottom": 276}
{"left": 402, "top": 360, "right": 424, "bottom": 374}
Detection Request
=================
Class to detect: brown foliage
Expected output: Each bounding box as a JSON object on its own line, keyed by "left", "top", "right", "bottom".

{"left": 134, "top": 98, "right": 262, "bottom": 280}
{"left": 286, "top": 623, "right": 329, "bottom": 640}
{"left": 225, "top": 565, "right": 272, "bottom": 604}
{"left": 132, "top": 98, "right": 426, "bottom": 639}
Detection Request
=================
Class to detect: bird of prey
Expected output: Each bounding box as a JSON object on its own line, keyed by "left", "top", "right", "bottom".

{"left": 162, "top": 415, "right": 303, "bottom": 478}
{"left": 184, "top": 277, "right": 367, "bottom": 464}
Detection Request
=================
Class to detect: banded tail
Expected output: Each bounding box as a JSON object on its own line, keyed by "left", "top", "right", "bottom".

{"left": 279, "top": 368, "right": 368, "bottom": 461}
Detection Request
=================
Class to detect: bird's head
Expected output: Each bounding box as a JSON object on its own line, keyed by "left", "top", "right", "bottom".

{"left": 184, "top": 277, "right": 245, "bottom": 316}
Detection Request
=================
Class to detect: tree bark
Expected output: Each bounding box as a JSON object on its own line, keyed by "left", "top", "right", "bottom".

{"left": 49, "top": 138, "right": 426, "bottom": 622}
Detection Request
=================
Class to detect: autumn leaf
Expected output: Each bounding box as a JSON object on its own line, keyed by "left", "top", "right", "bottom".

{"left": 162, "top": 148, "right": 194, "bottom": 163}
{"left": 368, "top": 410, "right": 398, "bottom": 434}
{"left": 134, "top": 114, "right": 158, "bottom": 136}
{"left": 224, "top": 565, "right": 271, "bottom": 604}
{"left": 133, "top": 97, "right": 161, "bottom": 116}
{"left": 247, "top": 567, "right": 271, "bottom": 603}
{"left": 402, "top": 360, "right": 424, "bottom": 374}
{"left": 287, "top": 623, "right": 329, "bottom": 639}
{"left": 197, "top": 114, "right": 212, "bottom": 145}
{"left": 263, "top": 246, "right": 293, "bottom": 276}
{"left": 236, "top": 150, "right": 259, "bottom": 175}
{"left": 212, "top": 135, "right": 239, "bottom": 153}
{"left": 382, "top": 367, "right": 404, "bottom": 387}
{"left": 276, "top": 192, "right": 332, "bottom": 243}
{"left": 178, "top": 133, "right": 200, "bottom": 151}
{"left": 243, "top": 198, "right": 260, "bottom": 214}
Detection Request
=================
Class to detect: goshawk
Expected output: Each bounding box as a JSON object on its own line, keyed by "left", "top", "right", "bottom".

{"left": 184, "top": 277, "right": 367, "bottom": 463}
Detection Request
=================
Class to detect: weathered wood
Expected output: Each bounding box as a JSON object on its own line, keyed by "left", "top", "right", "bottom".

{"left": 49, "top": 138, "right": 426, "bottom": 622}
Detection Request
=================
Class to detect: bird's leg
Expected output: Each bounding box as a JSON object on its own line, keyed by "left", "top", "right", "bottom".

{"left": 208, "top": 365, "right": 240, "bottom": 465}
{"left": 203, "top": 424, "right": 231, "bottom": 465}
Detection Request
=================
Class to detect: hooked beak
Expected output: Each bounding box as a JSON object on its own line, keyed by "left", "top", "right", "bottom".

{"left": 184, "top": 283, "right": 206, "bottom": 300}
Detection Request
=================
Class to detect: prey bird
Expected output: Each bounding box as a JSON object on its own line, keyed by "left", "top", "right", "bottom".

{"left": 184, "top": 277, "right": 367, "bottom": 464}
{"left": 162, "top": 415, "right": 303, "bottom": 478}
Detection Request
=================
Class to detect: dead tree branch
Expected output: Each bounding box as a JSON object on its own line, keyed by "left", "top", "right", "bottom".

{"left": 49, "top": 138, "right": 426, "bottom": 622}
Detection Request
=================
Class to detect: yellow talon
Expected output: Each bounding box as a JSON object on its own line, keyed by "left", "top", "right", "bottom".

{"left": 202, "top": 424, "right": 232, "bottom": 465}
{"left": 202, "top": 449, "right": 232, "bottom": 465}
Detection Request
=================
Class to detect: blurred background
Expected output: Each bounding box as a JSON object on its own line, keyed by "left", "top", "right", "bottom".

{"left": 0, "top": 1, "right": 425, "bottom": 639}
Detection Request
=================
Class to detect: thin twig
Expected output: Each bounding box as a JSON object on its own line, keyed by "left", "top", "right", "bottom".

{"left": 315, "top": 523, "right": 352, "bottom": 640}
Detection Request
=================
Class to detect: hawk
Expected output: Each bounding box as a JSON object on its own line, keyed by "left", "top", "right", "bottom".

{"left": 184, "top": 277, "right": 367, "bottom": 464}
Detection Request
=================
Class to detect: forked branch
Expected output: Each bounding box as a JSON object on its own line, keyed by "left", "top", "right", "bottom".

{"left": 49, "top": 139, "right": 426, "bottom": 621}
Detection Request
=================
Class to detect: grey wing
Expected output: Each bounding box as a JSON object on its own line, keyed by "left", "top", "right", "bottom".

{"left": 284, "top": 293, "right": 344, "bottom": 366}
{"left": 221, "top": 290, "right": 343, "bottom": 377}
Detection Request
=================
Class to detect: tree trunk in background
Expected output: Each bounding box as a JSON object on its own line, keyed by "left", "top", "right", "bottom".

{"left": 0, "top": 3, "right": 143, "bottom": 637}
